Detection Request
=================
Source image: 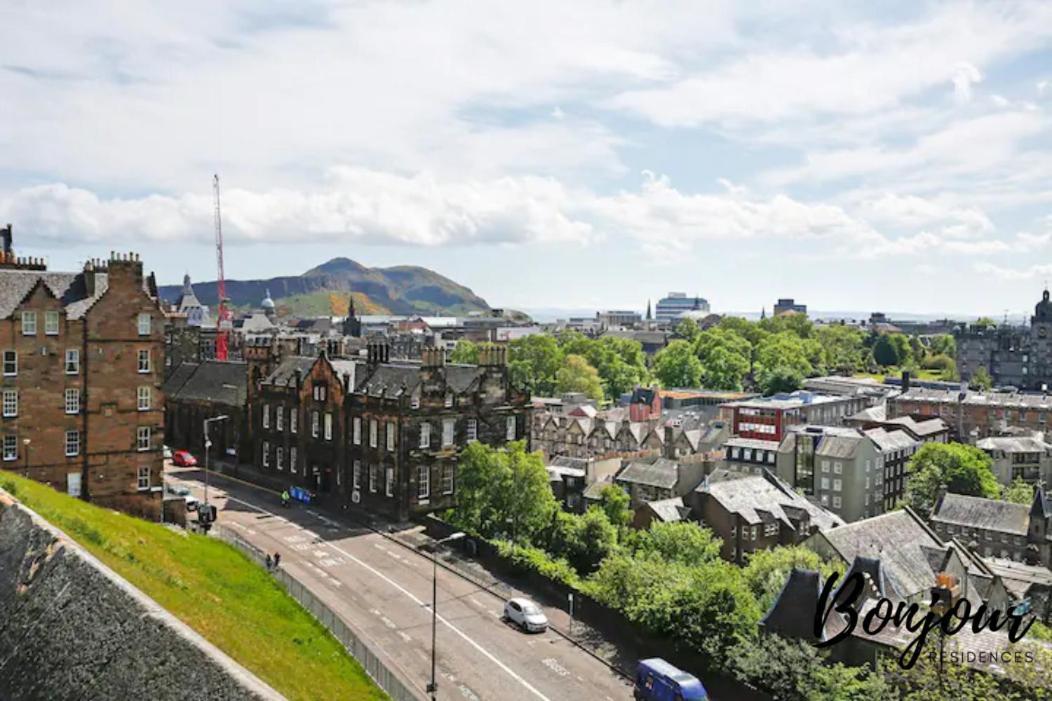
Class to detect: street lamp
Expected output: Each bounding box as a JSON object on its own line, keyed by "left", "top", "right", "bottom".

{"left": 425, "top": 531, "right": 465, "bottom": 698}
{"left": 22, "top": 437, "right": 30, "bottom": 476}
{"left": 202, "top": 415, "right": 230, "bottom": 506}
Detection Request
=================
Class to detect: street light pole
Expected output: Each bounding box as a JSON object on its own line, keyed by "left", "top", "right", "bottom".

{"left": 22, "top": 437, "right": 30, "bottom": 477}
{"left": 427, "top": 531, "right": 465, "bottom": 698}
{"left": 202, "top": 415, "right": 230, "bottom": 507}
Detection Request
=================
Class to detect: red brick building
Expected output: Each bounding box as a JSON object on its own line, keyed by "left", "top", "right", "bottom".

{"left": 0, "top": 226, "right": 165, "bottom": 517}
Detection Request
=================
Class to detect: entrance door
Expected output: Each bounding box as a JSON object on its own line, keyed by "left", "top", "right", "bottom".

{"left": 67, "top": 472, "right": 82, "bottom": 497}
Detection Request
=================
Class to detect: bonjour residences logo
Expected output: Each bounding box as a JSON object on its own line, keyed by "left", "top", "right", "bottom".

{"left": 813, "top": 570, "right": 1036, "bottom": 669}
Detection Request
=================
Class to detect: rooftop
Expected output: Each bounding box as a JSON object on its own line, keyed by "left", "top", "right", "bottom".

{"left": 931, "top": 493, "right": 1030, "bottom": 537}
{"left": 697, "top": 468, "right": 843, "bottom": 531}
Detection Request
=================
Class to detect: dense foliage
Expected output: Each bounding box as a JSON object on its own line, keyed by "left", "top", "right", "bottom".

{"left": 903, "top": 442, "right": 1000, "bottom": 513}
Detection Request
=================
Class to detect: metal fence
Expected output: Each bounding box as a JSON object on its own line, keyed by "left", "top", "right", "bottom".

{"left": 216, "top": 526, "right": 425, "bottom": 701}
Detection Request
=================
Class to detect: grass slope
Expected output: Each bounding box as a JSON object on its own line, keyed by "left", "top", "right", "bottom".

{"left": 0, "top": 471, "right": 386, "bottom": 701}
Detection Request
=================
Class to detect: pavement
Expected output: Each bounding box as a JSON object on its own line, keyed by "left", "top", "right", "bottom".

{"left": 167, "top": 466, "right": 634, "bottom": 701}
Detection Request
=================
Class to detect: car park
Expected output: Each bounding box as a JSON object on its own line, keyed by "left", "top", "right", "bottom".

{"left": 502, "top": 597, "right": 548, "bottom": 633}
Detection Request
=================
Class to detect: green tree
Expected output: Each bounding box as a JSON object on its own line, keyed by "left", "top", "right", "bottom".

{"left": 973, "top": 316, "right": 997, "bottom": 330}
{"left": 889, "top": 334, "right": 913, "bottom": 366}
{"left": 970, "top": 366, "right": 993, "bottom": 391}
{"left": 629, "top": 521, "right": 722, "bottom": 565}
{"left": 755, "top": 332, "right": 814, "bottom": 380}
{"left": 1002, "top": 478, "right": 1035, "bottom": 505}
{"left": 695, "top": 327, "right": 752, "bottom": 390}
{"left": 756, "top": 365, "right": 804, "bottom": 394}
{"left": 558, "top": 506, "right": 618, "bottom": 574}
{"left": 449, "top": 339, "right": 480, "bottom": 364}
{"left": 598, "top": 484, "right": 632, "bottom": 530}
{"left": 929, "top": 334, "right": 956, "bottom": 357}
{"left": 674, "top": 318, "right": 701, "bottom": 343}
{"left": 904, "top": 442, "right": 1000, "bottom": 513}
{"left": 872, "top": 334, "right": 901, "bottom": 367}
{"left": 759, "top": 313, "right": 814, "bottom": 339}
{"left": 742, "top": 546, "right": 840, "bottom": 612}
{"left": 815, "top": 325, "right": 866, "bottom": 374}
{"left": 554, "top": 354, "right": 604, "bottom": 401}
{"left": 652, "top": 340, "right": 703, "bottom": 388}
{"left": 508, "top": 334, "right": 563, "bottom": 396}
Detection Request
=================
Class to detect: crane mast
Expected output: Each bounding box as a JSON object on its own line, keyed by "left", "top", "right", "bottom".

{"left": 213, "top": 174, "right": 232, "bottom": 360}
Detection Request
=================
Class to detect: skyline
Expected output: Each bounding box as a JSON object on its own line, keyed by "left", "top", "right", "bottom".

{"left": 2, "top": 1, "right": 1051, "bottom": 313}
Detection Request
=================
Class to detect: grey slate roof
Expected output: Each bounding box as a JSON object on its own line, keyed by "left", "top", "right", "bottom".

{"left": 263, "top": 356, "right": 317, "bottom": 387}
{"left": 697, "top": 468, "right": 844, "bottom": 531}
{"left": 642, "top": 497, "right": 688, "bottom": 523}
{"left": 760, "top": 569, "right": 827, "bottom": 642}
{"left": 863, "top": 427, "right": 918, "bottom": 453}
{"left": 0, "top": 269, "right": 149, "bottom": 319}
{"left": 977, "top": 435, "right": 1051, "bottom": 454}
{"left": 815, "top": 434, "right": 863, "bottom": 459}
{"left": 164, "top": 360, "right": 248, "bottom": 406}
{"left": 931, "top": 493, "right": 1030, "bottom": 537}
{"left": 885, "top": 415, "right": 948, "bottom": 438}
{"left": 616, "top": 457, "right": 679, "bottom": 490}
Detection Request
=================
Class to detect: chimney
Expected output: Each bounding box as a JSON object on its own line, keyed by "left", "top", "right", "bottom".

{"left": 901, "top": 370, "right": 911, "bottom": 394}
{"left": 1, "top": 224, "right": 11, "bottom": 255}
{"left": 422, "top": 346, "right": 446, "bottom": 368}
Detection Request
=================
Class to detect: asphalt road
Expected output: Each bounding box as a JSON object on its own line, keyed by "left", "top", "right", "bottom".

{"left": 170, "top": 468, "right": 634, "bottom": 701}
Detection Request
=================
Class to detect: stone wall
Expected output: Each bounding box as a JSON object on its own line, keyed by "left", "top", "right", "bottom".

{"left": 0, "top": 493, "right": 281, "bottom": 700}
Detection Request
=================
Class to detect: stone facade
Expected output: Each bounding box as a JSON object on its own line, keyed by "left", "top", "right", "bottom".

{"left": 956, "top": 289, "right": 1052, "bottom": 390}
{"left": 888, "top": 386, "right": 1052, "bottom": 441}
{"left": 0, "top": 241, "right": 165, "bottom": 518}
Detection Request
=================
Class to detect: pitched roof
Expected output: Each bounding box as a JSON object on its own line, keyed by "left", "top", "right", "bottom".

{"left": 164, "top": 360, "right": 248, "bottom": 406}
{"left": 616, "top": 457, "right": 680, "bottom": 490}
{"left": 863, "top": 427, "right": 918, "bottom": 453}
{"left": 931, "top": 493, "right": 1030, "bottom": 537}
{"left": 815, "top": 434, "right": 863, "bottom": 459}
{"left": 641, "top": 497, "right": 688, "bottom": 523}
{"left": 0, "top": 268, "right": 150, "bottom": 320}
{"left": 760, "top": 569, "right": 827, "bottom": 642}
{"left": 884, "top": 415, "right": 948, "bottom": 438}
{"left": 977, "top": 435, "right": 1051, "bottom": 453}
{"left": 263, "top": 356, "right": 317, "bottom": 387}
{"left": 696, "top": 468, "right": 843, "bottom": 531}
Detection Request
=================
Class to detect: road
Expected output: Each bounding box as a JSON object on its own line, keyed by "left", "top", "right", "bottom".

{"left": 170, "top": 468, "right": 633, "bottom": 701}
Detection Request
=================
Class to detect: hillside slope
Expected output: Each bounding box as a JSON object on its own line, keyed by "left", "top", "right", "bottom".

{"left": 160, "top": 257, "right": 490, "bottom": 316}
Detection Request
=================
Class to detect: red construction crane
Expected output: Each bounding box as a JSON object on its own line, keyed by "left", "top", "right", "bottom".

{"left": 213, "top": 174, "right": 233, "bottom": 360}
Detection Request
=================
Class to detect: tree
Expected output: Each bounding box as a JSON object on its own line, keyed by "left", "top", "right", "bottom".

{"left": 755, "top": 332, "right": 813, "bottom": 381}
{"left": 974, "top": 316, "right": 997, "bottom": 330}
{"left": 554, "top": 354, "right": 604, "bottom": 401}
{"left": 872, "top": 334, "right": 901, "bottom": 367}
{"left": 930, "top": 334, "right": 956, "bottom": 358}
{"left": 719, "top": 315, "right": 769, "bottom": 347}
{"left": 904, "top": 442, "right": 1000, "bottom": 513}
{"left": 598, "top": 484, "right": 632, "bottom": 530}
{"left": 508, "top": 334, "right": 563, "bottom": 396}
{"left": 742, "top": 546, "right": 840, "bottom": 612}
{"left": 970, "top": 366, "right": 993, "bottom": 391}
{"left": 449, "top": 339, "right": 480, "bottom": 364}
{"left": 696, "top": 327, "right": 752, "bottom": 390}
{"left": 757, "top": 365, "right": 804, "bottom": 394}
{"left": 1002, "top": 478, "right": 1035, "bottom": 505}
{"left": 889, "top": 334, "right": 913, "bottom": 367}
{"left": 629, "top": 521, "right": 722, "bottom": 565}
{"left": 674, "top": 318, "right": 701, "bottom": 343}
{"left": 554, "top": 506, "right": 617, "bottom": 574}
{"left": 815, "top": 325, "right": 866, "bottom": 374}
{"left": 652, "top": 340, "right": 703, "bottom": 388}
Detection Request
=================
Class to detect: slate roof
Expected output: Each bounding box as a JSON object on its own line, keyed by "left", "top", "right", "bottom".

{"left": 931, "top": 493, "right": 1030, "bottom": 537}
{"left": 616, "top": 457, "right": 680, "bottom": 490}
{"left": 164, "top": 360, "right": 248, "bottom": 406}
{"left": 0, "top": 269, "right": 150, "bottom": 319}
{"left": 815, "top": 434, "right": 863, "bottom": 459}
{"left": 696, "top": 468, "right": 844, "bottom": 531}
{"left": 263, "top": 356, "right": 318, "bottom": 387}
{"left": 760, "top": 569, "right": 828, "bottom": 642}
{"left": 863, "top": 427, "right": 918, "bottom": 453}
{"left": 848, "top": 404, "right": 887, "bottom": 423}
{"left": 641, "top": 497, "right": 688, "bottom": 523}
{"left": 884, "top": 415, "right": 948, "bottom": 438}
{"left": 977, "top": 435, "right": 1052, "bottom": 454}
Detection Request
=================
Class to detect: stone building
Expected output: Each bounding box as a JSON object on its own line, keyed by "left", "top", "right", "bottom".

{"left": 928, "top": 488, "right": 1052, "bottom": 567}
{"left": 956, "top": 289, "right": 1052, "bottom": 390}
{"left": 976, "top": 434, "right": 1052, "bottom": 488}
{"left": 888, "top": 386, "right": 1052, "bottom": 441}
{"left": 162, "top": 360, "right": 250, "bottom": 462}
{"left": 0, "top": 229, "right": 165, "bottom": 517}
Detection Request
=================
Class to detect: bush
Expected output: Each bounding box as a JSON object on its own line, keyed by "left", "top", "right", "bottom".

{"left": 493, "top": 539, "right": 581, "bottom": 588}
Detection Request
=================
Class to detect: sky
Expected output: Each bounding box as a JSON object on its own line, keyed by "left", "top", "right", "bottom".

{"left": 1, "top": 1, "right": 1051, "bottom": 317}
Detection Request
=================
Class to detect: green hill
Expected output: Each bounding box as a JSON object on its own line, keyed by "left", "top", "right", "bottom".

{"left": 0, "top": 471, "right": 386, "bottom": 701}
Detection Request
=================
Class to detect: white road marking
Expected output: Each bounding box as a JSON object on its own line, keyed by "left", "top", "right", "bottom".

{"left": 398, "top": 631, "right": 412, "bottom": 643}
{"left": 542, "top": 658, "right": 569, "bottom": 677}
{"left": 222, "top": 493, "right": 553, "bottom": 701}
{"left": 459, "top": 684, "right": 481, "bottom": 701}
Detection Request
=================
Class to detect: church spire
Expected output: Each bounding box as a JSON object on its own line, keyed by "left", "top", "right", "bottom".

{"left": 645, "top": 299, "right": 652, "bottom": 321}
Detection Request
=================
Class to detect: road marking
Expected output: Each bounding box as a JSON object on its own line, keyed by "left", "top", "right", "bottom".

{"left": 542, "top": 658, "right": 569, "bottom": 677}
{"left": 222, "top": 493, "right": 553, "bottom": 701}
{"left": 398, "top": 631, "right": 412, "bottom": 643}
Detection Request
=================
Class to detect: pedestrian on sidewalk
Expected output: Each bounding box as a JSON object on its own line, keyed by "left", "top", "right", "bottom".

{"left": 265, "top": 553, "right": 273, "bottom": 570}
{"left": 273, "top": 552, "right": 281, "bottom": 569}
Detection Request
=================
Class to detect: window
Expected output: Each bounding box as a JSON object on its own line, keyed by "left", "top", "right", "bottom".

{"left": 313, "top": 384, "right": 327, "bottom": 401}
{"left": 290, "top": 409, "right": 298, "bottom": 433}
{"left": 276, "top": 447, "right": 284, "bottom": 471}
{"left": 766, "top": 451, "right": 775, "bottom": 464}
{"left": 65, "top": 388, "right": 79, "bottom": 414}
{"left": 324, "top": 413, "right": 333, "bottom": 441}
{"left": 444, "top": 393, "right": 453, "bottom": 408}
{"left": 420, "top": 423, "right": 431, "bottom": 449}
{"left": 136, "top": 426, "right": 150, "bottom": 451}
{"left": 411, "top": 396, "right": 420, "bottom": 409}
{"left": 833, "top": 479, "right": 842, "bottom": 492}
{"left": 506, "top": 416, "right": 516, "bottom": 441}
{"left": 262, "top": 441, "right": 270, "bottom": 467}
{"left": 64, "top": 349, "right": 77, "bottom": 374}
{"left": 418, "top": 465, "right": 430, "bottom": 499}
{"left": 466, "top": 419, "right": 477, "bottom": 443}
{"left": 262, "top": 404, "right": 270, "bottom": 429}
{"left": 3, "top": 435, "right": 16, "bottom": 461}
{"left": 137, "top": 349, "right": 150, "bottom": 373}
{"left": 137, "top": 313, "right": 151, "bottom": 336}
{"left": 21, "top": 311, "right": 36, "bottom": 336}
{"left": 137, "top": 386, "right": 150, "bottom": 411}
{"left": 4, "top": 351, "right": 16, "bottom": 376}
{"left": 312, "top": 411, "right": 320, "bottom": 438}
{"left": 764, "top": 522, "right": 778, "bottom": 537}
{"left": 387, "top": 421, "right": 396, "bottom": 451}
{"left": 135, "top": 466, "right": 151, "bottom": 491}
{"left": 385, "top": 466, "right": 394, "bottom": 497}
{"left": 276, "top": 407, "right": 284, "bottom": 431}
{"left": 369, "top": 419, "right": 378, "bottom": 448}
{"left": 820, "top": 477, "right": 830, "bottom": 490}
{"left": 2, "top": 390, "right": 16, "bottom": 418}
{"left": 442, "top": 464, "right": 454, "bottom": 494}
{"left": 65, "top": 430, "right": 80, "bottom": 457}
{"left": 442, "top": 419, "right": 454, "bottom": 447}
{"left": 290, "top": 447, "right": 297, "bottom": 474}
{"left": 352, "top": 417, "right": 361, "bottom": 445}
{"left": 833, "top": 462, "right": 843, "bottom": 474}
{"left": 45, "top": 311, "right": 59, "bottom": 335}
{"left": 353, "top": 460, "right": 361, "bottom": 489}
{"left": 369, "top": 463, "right": 378, "bottom": 493}
{"left": 750, "top": 526, "right": 758, "bottom": 540}
{"left": 821, "top": 460, "right": 830, "bottom": 473}
{"left": 833, "top": 496, "right": 842, "bottom": 508}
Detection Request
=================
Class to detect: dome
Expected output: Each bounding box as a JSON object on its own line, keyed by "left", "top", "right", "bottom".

{"left": 261, "top": 289, "right": 276, "bottom": 310}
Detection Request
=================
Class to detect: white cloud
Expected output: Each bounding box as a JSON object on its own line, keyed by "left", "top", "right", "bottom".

{"left": 952, "top": 62, "right": 982, "bottom": 103}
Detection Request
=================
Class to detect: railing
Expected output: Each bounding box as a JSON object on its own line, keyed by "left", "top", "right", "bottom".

{"left": 215, "top": 526, "right": 424, "bottom": 701}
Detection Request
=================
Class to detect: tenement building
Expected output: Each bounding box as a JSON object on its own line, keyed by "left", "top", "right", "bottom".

{"left": 0, "top": 227, "right": 165, "bottom": 517}
{"left": 250, "top": 343, "right": 530, "bottom": 519}
{"left": 956, "top": 289, "right": 1052, "bottom": 390}
{"left": 888, "top": 386, "right": 1052, "bottom": 441}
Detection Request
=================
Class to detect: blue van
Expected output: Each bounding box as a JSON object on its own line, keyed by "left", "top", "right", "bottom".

{"left": 634, "top": 658, "right": 708, "bottom": 701}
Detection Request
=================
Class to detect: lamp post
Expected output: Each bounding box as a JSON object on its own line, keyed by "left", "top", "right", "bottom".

{"left": 426, "top": 531, "right": 465, "bottom": 698}
{"left": 202, "top": 415, "right": 229, "bottom": 506}
{"left": 22, "top": 437, "right": 30, "bottom": 477}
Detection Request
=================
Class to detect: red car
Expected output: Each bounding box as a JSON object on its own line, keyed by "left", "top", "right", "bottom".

{"left": 172, "top": 450, "right": 198, "bottom": 467}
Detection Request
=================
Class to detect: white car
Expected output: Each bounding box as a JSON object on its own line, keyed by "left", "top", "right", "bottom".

{"left": 503, "top": 597, "right": 548, "bottom": 633}
{"left": 165, "top": 483, "right": 198, "bottom": 511}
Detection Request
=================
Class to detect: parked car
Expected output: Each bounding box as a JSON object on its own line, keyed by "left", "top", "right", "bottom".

{"left": 634, "top": 659, "right": 707, "bottom": 701}
{"left": 172, "top": 450, "right": 197, "bottom": 467}
{"left": 502, "top": 597, "right": 548, "bottom": 633}
{"left": 163, "top": 445, "right": 172, "bottom": 460}
{"left": 165, "top": 483, "right": 198, "bottom": 511}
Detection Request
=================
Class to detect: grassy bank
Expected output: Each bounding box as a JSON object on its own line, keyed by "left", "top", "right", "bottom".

{"left": 0, "top": 471, "right": 386, "bottom": 701}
